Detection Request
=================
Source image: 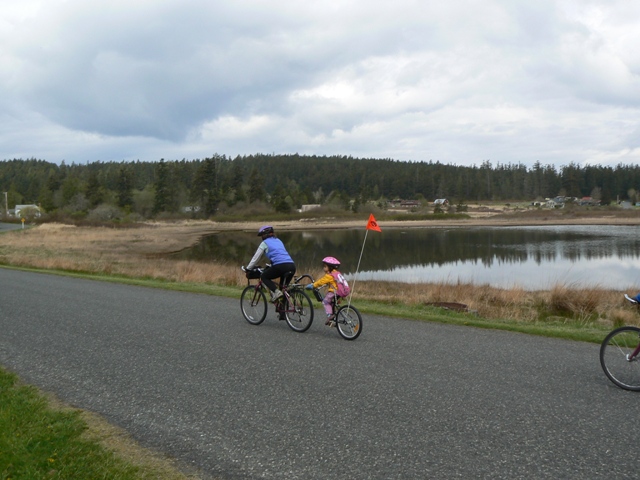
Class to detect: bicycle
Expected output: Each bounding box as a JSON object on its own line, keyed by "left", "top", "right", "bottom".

{"left": 308, "top": 281, "right": 363, "bottom": 340}
{"left": 240, "top": 266, "right": 315, "bottom": 333}
{"left": 600, "top": 325, "right": 640, "bottom": 391}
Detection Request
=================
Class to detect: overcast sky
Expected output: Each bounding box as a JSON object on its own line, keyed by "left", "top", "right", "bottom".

{"left": 1, "top": 0, "right": 639, "bottom": 168}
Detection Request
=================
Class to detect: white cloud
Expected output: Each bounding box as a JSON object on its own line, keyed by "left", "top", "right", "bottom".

{"left": 1, "top": 0, "right": 640, "bottom": 166}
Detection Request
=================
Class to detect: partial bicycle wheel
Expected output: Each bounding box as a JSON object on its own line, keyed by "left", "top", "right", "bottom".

{"left": 335, "top": 305, "right": 362, "bottom": 340}
{"left": 240, "top": 285, "right": 267, "bottom": 325}
{"left": 284, "top": 289, "right": 314, "bottom": 332}
{"left": 600, "top": 326, "right": 640, "bottom": 391}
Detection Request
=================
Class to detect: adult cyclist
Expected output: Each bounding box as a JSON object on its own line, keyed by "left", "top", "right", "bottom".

{"left": 245, "top": 225, "right": 296, "bottom": 302}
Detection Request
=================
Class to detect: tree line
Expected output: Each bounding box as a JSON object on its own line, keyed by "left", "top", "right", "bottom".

{"left": 1, "top": 155, "right": 640, "bottom": 220}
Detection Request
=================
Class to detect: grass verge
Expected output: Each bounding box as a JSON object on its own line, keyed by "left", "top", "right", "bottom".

{"left": 354, "top": 299, "right": 610, "bottom": 344}
{"left": 0, "top": 367, "right": 197, "bottom": 479}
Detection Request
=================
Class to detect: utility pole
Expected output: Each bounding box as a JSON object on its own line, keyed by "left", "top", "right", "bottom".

{"left": 3, "top": 192, "right": 7, "bottom": 217}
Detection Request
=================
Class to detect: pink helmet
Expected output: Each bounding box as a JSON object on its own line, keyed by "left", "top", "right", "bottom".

{"left": 322, "top": 256, "right": 340, "bottom": 268}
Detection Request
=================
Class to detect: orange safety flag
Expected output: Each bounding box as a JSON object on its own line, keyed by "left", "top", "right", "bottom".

{"left": 366, "top": 213, "right": 382, "bottom": 232}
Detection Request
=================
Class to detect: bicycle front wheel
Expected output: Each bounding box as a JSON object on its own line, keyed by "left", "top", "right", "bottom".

{"left": 284, "top": 290, "right": 314, "bottom": 332}
{"left": 600, "top": 326, "right": 640, "bottom": 391}
{"left": 335, "top": 305, "right": 362, "bottom": 340}
{"left": 240, "top": 285, "right": 267, "bottom": 325}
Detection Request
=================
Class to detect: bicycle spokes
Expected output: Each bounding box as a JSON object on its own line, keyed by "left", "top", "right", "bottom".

{"left": 284, "top": 290, "right": 313, "bottom": 333}
{"left": 600, "top": 326, "right": 640, "bottom": 391}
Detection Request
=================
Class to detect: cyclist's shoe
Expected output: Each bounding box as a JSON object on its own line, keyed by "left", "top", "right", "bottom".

{"left": 271, "top": 289, "right": 283, "bottom": 303}
{"left": 278, "top": 312, "right": 286, "bottom": 321}
{"left": 625, "top": 294, "right": 638, "bottom": 304}
{"left": 325, "top": 315, "right": 335, "bottom": 327}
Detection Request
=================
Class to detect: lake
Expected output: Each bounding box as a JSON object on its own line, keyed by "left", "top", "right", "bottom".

{"left": 174, "top": 225, "right": 640, "bottom": 290}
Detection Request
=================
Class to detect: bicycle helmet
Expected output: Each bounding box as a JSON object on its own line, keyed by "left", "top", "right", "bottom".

{"left": 322, "top": 256, "right": 340, "bottom": 268}
{"left": 257, "top": 225, "right": 274, "bottom": 236}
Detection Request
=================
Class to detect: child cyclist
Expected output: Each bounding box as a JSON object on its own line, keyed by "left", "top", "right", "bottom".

{"left": 305, "top": 256, "right": 350, "bottom": 327}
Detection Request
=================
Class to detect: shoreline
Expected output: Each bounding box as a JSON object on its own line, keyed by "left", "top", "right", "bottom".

{"left": 5, "top": 212, "right": 640, "bottom": 257}
{"left": 96, "top": 213, "right": 640, "bottom": 255}
{"left": 154, "top": 213, "right": 640, "bottom": 250}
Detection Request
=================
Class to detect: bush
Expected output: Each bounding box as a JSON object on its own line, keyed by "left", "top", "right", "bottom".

{"left": 86, "top": 204, "right": 124, "bottom": 222}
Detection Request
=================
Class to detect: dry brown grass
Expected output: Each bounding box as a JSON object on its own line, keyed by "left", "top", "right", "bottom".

{"left": 2, "top": 221, "right": 639, "bottom": 329}
{"left": 349, "top": 279, "right": 637, "bottom": 327}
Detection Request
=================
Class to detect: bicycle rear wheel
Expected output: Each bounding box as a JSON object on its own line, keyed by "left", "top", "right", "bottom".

{"left": 284, "top": 290, "right": 314, "bottom": 332}
{"left": 240, "top": 285, "right": 267, "bottom": 325}
{"left": 600, "top": 326, "right": 640, "bottom": 391}
{"left": 335, "top": 305, "right": 362, "bottom": 340}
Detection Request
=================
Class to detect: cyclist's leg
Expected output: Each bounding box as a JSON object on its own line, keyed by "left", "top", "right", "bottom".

{"left": 260, "top": 266, "right": 278, "bottom": 293}
{"left": 322, "top": 292, "right": 336, "bottom": 325}
{"left": 277, "top": 263, "right": 296, "bottom": 290}
{"left": 262, "top": 263, "right": 295, "bottom": 291}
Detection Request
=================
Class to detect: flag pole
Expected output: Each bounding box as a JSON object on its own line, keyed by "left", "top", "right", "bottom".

{"left": 347, "top": 214, "right": 380, "bottom": 310}
{"left": 347, "top": 228, "right": 369, "bottom": 309}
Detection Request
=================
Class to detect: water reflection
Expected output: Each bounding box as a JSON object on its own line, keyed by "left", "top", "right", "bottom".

{"left": 174, "top": 225, "right": 640, "bottom": 290}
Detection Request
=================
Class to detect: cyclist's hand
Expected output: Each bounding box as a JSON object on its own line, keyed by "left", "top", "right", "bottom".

{"left": 305, "top": 284, "right": 313, "bottom": 290}
{"left": 241, "top": 266, "right": 246, "bottom": 272}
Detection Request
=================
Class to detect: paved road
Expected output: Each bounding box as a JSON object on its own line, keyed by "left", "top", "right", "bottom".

{"left": 0, "top": 221, "right": 23, "bottom": 232}
{"left": 1, "top": 268, "right": 639, "bottom": 479}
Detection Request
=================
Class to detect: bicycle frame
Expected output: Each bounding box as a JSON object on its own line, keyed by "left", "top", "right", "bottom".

{"left": 245, "top": 271, "right": 313, "bottom": 315}
{"left": 628, "top": 344, "right": 640, "bottom": 362}
{"left": 240, "top": 266, "right": 315, "bottom": 332}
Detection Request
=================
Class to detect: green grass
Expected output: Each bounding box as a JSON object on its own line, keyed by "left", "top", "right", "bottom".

{"left": 351, "top": 298, "right": 610, "bottom": 343}
{"left": 0, "top": 368, "right": 175, "bottom": 479}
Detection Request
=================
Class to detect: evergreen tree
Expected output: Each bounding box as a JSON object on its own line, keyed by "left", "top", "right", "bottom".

{"left": 116, "top": 166, "right": 134, "bottom": 209}
{"left": 192, "top": 157, "right": 219, "bottom": 216}
{"left": 61, "top": 175, "right": 82, "bottom": 207}
{"left": 248, "top": 168, "right": 265, "bottom": 203}
{"left": 86, "top": 171, "right": 104, "bottom": 208}
{"left": 152, "top": 159, "right": 174, "bottom": 215}
{"left": 5, "top": 155, "right": 640, "bottom": 218}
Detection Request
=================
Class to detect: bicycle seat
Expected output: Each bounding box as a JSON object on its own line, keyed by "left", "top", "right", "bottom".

{"left": 281, "top": 270, "right": 295, "bottom": 286}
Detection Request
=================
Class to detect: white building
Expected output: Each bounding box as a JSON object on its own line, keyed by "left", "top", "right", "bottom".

{"left": 14, "top": 204, "right": 42, "bottom": 218}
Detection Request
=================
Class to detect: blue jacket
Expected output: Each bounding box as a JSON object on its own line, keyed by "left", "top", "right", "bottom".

{"left": 247, "top": 237, "right": 294, "bottom": 269}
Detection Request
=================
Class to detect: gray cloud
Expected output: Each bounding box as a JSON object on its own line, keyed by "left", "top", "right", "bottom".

{"left": 1, "top": 0, "right": 639, "bottom": 166}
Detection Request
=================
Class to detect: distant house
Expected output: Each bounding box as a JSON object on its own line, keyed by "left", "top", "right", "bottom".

{"left": 433, "top": 199, "right": 449, "bottom": 207}
{"left": 300, "top": 204, "right": 321, "bottom": 212}
{"left": 546, "top": 198, "right": 564, "bottom": 209}
{"left": 400, "top": 200, "right": 420, "bottom": 208}
{"left": 579, "top": 197, "right": 600, "bottom": 206}
{"left": 14, "top": 204, "right": 41, "bottom": 218}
